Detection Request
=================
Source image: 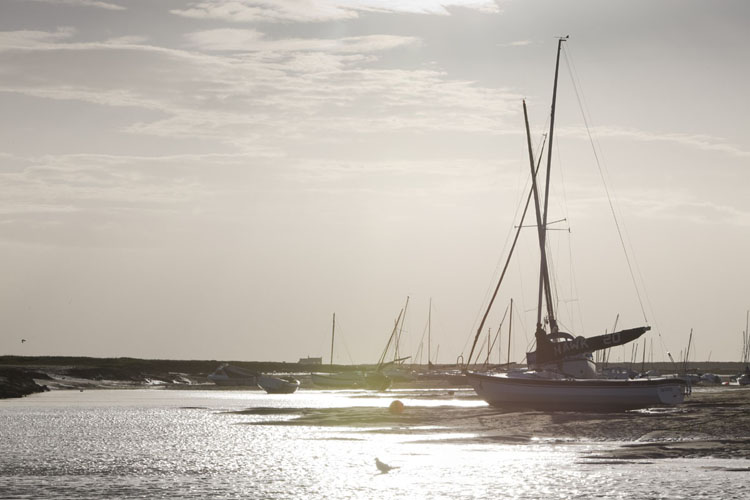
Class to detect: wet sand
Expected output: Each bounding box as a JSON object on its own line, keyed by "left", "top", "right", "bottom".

{"left": 4, "top": 357, "right": 750, "bottom": 460}
{"left": 235, "top": 387, "right": 750, "bottom": 460}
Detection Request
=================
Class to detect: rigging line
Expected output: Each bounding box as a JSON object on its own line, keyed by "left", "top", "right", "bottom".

{"left": 550, "top": 126, "right": 583, "bottom": 335}
{"left": 460, "top": 140, "right": 532, "bottom": 358}
{"left": 567, "top": 228, "right": 586, "bottom": 337}
{"left": 561, "top": 44, "right": 648, "bottom": 325}
{"left": 484, "top": 302, "right": 511, "bottom": 366}
{"left": 465, "top": 134, "right": 548, "bottom": 368}
{"left": 461, "top": 130, "right": 547, "bottom": 360}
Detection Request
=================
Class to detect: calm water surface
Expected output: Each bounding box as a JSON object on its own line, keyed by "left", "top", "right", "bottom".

{"left": 1, "top": 388, "right": 747, "bottom": 499}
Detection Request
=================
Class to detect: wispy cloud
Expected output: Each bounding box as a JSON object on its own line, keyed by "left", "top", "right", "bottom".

{"left": 26, "top": 0, "right": 125, "bottom": 11}
{"left": 623, "top": 192, "right": 750, "bottom": 228}
{"left": 0, "top": 28, "right": 520, "bottom": 152}
{"left": 562, "top": 125, "right": 750, "bottom": 158}
{"left": 0, "top": 27, "right": 77, "bottom": 49}
{"left": 184, "top": 29, "right": 418, "bottom": 53}
{"left": 499, "top": 40, "right": 533, "bottom": 47}
{"left": 171, "top": 0, "right": 500, "bottom": 23}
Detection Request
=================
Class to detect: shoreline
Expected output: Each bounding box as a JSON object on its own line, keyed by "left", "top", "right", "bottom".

{"left": 2, "top": 354, "right": 749, "bottom": 399}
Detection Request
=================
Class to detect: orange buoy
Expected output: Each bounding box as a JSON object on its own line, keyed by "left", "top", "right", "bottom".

{"left": 388, "top": 400, "right": 404, "bottom": 414}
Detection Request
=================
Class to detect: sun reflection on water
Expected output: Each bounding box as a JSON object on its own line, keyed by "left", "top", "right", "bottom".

{"left": 1, "top": 388, "right": 749, "bottom": 499}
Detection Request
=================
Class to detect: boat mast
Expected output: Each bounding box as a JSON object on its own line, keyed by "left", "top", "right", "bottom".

{"left": 330, "top": 312, "right": 336, "bottom": 366}
{"left": 464, "top": 124, "right": 546, "bottom": 368}
{"left": 683, "top": 328, "right": 693, "bottom": 374}
{"left": 427, "top": 297, "right": 432, "bottom": 367}
{"left": 395, "top": 296, "right": 409, "bottom": 362}
{"left": 538, "top": 35, "right": 568, "bottom": 334}
{"left": 524, "top": 99, "right": 550, "bottom": 332}
{"left": 507, "top": 297, "right": 513, "bottom": 366}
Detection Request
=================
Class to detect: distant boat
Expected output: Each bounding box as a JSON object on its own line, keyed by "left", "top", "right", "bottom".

{"left": 310, "top": 371, "right": 363, "bottom": 388}
{"left": 257, "top": 375, "right": 300, "bottom": 394}
{"left": 464, "top": 37, "right": 688, "bottom": 411}
{"left": 311, "top": 312, "right": 392, "bottom": 391}
{"left": 310, "top": 371, "right": 390, "bottom": 390}
{"left": 207, "top": 364, "right": 259, "bottom": 387}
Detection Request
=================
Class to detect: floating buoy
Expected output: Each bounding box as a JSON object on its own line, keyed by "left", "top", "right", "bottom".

{"left": 389, "top": 400, "right": 404, "bottom": 414}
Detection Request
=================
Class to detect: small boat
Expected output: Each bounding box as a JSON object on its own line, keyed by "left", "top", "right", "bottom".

{"left": 257, "top": 375, "right": 300, "bottom": 394}
{"left": 464, "top": 38, "right": 688, "bottom": 411}
{"left": 207, "top": 364, "right": 259, "bottom": 387}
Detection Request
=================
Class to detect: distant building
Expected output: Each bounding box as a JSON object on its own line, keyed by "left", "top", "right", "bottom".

{"left": 298, "top": 356, "right": 323, "bottom": 365}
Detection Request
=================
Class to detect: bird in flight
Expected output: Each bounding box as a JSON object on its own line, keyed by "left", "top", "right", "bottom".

{"left": 21, "top": 339, "right": 26, "bottom": 343}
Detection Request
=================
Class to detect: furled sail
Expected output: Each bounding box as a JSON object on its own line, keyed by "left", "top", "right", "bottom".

{"left": 530, "top": 326, "right": 649, "bottom": 364}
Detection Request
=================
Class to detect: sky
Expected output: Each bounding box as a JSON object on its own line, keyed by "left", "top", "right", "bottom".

{"left": 1, "top": 0, "right": 748, "bottom": 364}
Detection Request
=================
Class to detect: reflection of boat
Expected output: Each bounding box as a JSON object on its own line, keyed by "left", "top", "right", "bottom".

{"left": 207, "top": 364, "right": 259, "bottom": 386}
{"left": 257, "top": 375, "right": 300, "bottom": 394}
{"left": 465, "top": 37, "right": 688, "bottom": 411}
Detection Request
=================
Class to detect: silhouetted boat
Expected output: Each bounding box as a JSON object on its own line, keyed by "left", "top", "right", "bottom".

{"left": 465, "top": 37, "right": 688, "bottom": 411}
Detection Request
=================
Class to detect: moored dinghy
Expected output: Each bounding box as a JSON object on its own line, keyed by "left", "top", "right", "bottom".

{"left": 257, "top": 375, "right": 300, "bottom": 394}
{"left": 464, "top": 37, "right": 688, "bottom": 411}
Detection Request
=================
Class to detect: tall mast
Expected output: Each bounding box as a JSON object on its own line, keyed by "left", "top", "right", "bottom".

{"left": 539, "top": 35, "right": 568, "bottom": 333}
{"left": 395, "top": 296, "right": 410, "bottom": 362}
{"left": 524, "top": 99, "right": 549, "bottom": 331}
{"left": 465, "top": 118, "right": 546, "bottom": 368}
{"left": 427, "top": 297, "right": 432, "bottom": 366}
{"left": 330, "top": 312, "right": 336, "bottom": 365}
{"left": 683, "top": 328, "right": 693, "bottom": 374}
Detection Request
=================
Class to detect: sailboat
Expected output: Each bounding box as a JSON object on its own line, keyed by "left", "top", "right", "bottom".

{"left": 464, "top": 37, "right": 688, "bottom": 411}
{"left": 311, "top": 313, "right": 392, "bottom": 390}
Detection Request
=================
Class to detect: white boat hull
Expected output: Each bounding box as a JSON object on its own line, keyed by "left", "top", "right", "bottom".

{"left": 257, "top": 375, "right": 300, "bottom": 394}
{"left": 466, "top": 371, "right": 687, "bottom": 411}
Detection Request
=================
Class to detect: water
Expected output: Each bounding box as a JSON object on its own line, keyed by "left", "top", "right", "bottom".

{"left": 1, "top": 388, "right": 747, "bottom": 499}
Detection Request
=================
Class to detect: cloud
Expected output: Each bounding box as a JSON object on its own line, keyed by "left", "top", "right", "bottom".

{"left": 562, "top": 125, "right": 750, "bottom": 158}
{"left": 0, "top": 28, "right": 520, "bottom": 152}
{"left": 623, "top": 193, "right": 750, "bottom": 228}
{"left": 184, "top": 28, "right": 418, "bottom": 53}
{"left": 0, "top": 27, "right": 77, "bottom": 49}
{"left": 26, "top": 0, "right": 125, "bottom": 11}
{"left": 499, "top": 40, "right": 532, "bottom": 47}
{"left": 171, "top": 0, "right": 500, "bottom": 23}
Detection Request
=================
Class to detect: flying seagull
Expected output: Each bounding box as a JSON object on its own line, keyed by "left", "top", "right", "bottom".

{"left": 375, "top": 458, "right": 397, "bottom": 474}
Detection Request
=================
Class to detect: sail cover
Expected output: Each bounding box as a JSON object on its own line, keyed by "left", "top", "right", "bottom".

{"left": 532, "top": 326, "right": 649, "bottom": 364}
